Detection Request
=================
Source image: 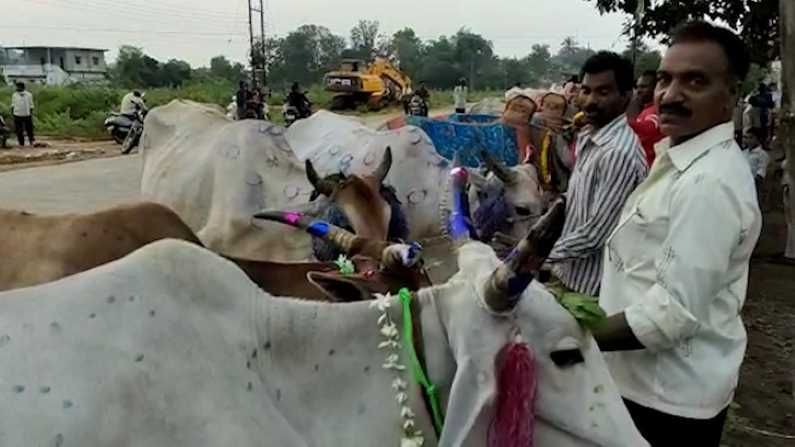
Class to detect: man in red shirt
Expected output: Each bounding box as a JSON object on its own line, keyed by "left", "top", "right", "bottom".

{"left": 627, "top": 70, "right": 664, "bottom": 167}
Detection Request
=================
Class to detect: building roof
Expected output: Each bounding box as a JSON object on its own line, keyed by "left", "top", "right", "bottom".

{"left": 4, "top": 46, "right": 108, "bottom": 52}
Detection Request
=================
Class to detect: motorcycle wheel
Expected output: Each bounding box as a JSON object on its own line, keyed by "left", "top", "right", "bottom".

{"left": 111, "top": 129, "right": 127, "bottom": 145}
{"left": 121, "top": 130, "right": 139, "bottom": 154}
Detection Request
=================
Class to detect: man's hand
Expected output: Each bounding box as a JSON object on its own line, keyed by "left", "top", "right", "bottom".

{"left": 591, "top": 312, "right": 645, "bottom": 352}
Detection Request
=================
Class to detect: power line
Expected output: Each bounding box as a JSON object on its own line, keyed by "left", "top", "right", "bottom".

{"left": 1, "top": 24, "right": 246, "bottom": 37}
{"left": 28, "top": 0, "right": 245, "bottom": 28}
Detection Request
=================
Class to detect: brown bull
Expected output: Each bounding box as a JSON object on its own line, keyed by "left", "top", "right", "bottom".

{"left": 0, "top": 202, "right": 429, "bottom": 300}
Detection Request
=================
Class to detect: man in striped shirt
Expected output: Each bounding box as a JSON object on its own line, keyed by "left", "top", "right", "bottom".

{"left": 546, "top": 52, "right": 648, "bottom": 297}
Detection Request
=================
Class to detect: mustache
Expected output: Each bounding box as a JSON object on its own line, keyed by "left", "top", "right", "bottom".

{"left": 659, "top": 103, "right": 692, "bottom": 118}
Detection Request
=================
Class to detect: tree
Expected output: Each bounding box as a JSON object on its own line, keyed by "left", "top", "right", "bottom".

{"left": 553, "top": 37, "right": 595, "bottom": 73}
{"left": 781, "top": 0, "right": 795, "bottom": 266}
{"left": 350, "top": 20, "right": 380, "bottom": 60}
{"left": 389, "top": 28, "right": 424, "bottom": 77}
{"left": 266, "top": 25, "right": 345, "bottom": 87}
{"left": 416, "top": 37, "right": 461, "bottom": 88}
{"left": 621, "top": 41, "right": 662, "bottom": 77}
{"left": 586, "top": 0, "right": 779, "bottom": 64}
{"left": 209, "top": 56, "right": 245, "bottom": 81}
{"left": 526, "top": 44, "right": 554, "bottom": 84}
{"left": 453, "top": 28, "right": 494, "bottom": 90}
{"left": 160, "top": 59, "right": 192, "bottom": 87}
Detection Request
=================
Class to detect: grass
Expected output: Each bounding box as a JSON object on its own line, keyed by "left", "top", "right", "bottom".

{"left": 0, "top": 82, "right": 502, "bottom": 140}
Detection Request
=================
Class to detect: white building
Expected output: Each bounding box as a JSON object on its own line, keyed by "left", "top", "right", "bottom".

{"left": 1, "top": 46, "right": 108, "bottom": 86}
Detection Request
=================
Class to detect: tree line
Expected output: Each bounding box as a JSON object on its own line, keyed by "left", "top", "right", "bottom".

{"left": 109, "top": 21, "right": 663, "bottom": 91}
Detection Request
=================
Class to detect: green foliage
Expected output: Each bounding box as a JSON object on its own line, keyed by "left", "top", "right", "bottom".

{"left": 110, "top": 45, "right": 194, "bottom": 88}
{"left": 622, "top": 41, "right": 663, "bottom": 78}
{"left": 0, "top": 79, "right": 235, "bottom": 140}
{"left": 586, "top": 0, "right": 780, "bottom": 65}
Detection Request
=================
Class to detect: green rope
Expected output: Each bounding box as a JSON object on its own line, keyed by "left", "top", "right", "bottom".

{"left": 399, "top": 288, "right": 445, "bottom": 435}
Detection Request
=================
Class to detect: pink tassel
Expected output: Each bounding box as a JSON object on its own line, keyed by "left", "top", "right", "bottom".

{"left": 488, "top": 339, "right": 537, "bottom": 447}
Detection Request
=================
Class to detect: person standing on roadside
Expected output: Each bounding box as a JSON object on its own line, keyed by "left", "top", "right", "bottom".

{"left": 11, "top": 82, "right": 35, "bottom": 147}
{"left": 453, "top": 78, "right": 468, "bottom": 114}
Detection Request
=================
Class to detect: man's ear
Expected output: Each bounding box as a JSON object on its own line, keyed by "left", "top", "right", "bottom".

{"left": 306, "top": 271, "right": 373, "bottom": 302}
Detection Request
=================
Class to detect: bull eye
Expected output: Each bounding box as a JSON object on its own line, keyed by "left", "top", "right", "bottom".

{"left": 550, "top": 349, "right": 584, "bottom": 368}
{"left": 514, "top": 206, "right": 532, "bottom": 217}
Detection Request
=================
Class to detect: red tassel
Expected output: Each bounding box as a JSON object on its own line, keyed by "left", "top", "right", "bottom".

{"left": 488, "top": 339, "right": 537, "bottom": 447}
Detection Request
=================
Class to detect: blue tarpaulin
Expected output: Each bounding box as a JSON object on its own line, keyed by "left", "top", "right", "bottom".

{"left": 406, "top": 114, "right": 520, "bottom": 167}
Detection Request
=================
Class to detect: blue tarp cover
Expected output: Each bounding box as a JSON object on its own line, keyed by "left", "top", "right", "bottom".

{"left": 406, "top": 114, "right": 520, "bottom": 167}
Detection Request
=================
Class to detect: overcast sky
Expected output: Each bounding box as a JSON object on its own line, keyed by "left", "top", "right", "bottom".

{"left": 1, "top": 0, "right": 634, "bottom": 67}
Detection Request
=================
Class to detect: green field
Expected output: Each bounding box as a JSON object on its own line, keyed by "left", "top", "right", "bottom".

{"left": 0, "top": 81, "right": 502, "bottom": 140}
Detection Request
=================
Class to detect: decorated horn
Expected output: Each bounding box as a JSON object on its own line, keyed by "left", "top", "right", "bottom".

{"left": 448, "top": 166, "right": 478, "bottom": 243}
{"left": 253, "top": 210, "right": 390, "bottom": 261}
{"left": 480, "top": 150, "right": 518, "bottom": 185}
{"left": 482, "top": 198, "right": 566, "bottom": 313}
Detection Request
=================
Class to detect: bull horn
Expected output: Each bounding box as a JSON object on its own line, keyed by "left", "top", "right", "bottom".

{"left": 373, "top": 146, "right": 393, "bottom": 184}
{"left": 480, "top": 150, "right": 518, "bottom": 185}
{"left": 448, "top": 166, "right": 477, "bottom": 243}
{"left": 481, "top": 198, "right": 566, "bottom": 313}
{"left": 253, "top": 210, "right": 388, "bottom": 260}
{"left": 305, "top": 159, "right": 335, "bottom": 200}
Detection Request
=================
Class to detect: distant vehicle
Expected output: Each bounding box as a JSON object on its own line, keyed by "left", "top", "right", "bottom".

{"left": 407, "top": 94, "right": 428, "bottom": 117}
{"left": 282, "top": 93, "right": 312, "bottom": 127}
{"left": 324, "top": 57, "right": 412, "bottom": 111}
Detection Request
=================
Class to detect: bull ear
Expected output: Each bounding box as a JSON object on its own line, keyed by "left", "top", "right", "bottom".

{"left": 374, "top": 146, "right": 393, "bottom": 184}
{"left": 306, "top": 271, "right": 372, "bottom": 302}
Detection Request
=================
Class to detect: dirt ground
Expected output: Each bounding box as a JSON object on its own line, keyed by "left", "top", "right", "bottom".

{"left": 0, "top": 137, "right": 119, "bottom": 172}
{"left": 722, "top": 162, "right": 795, "bottom": 446}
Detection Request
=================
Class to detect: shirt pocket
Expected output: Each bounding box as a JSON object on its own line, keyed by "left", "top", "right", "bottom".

{"left": 608, "top": 207, "right": 666, "bottom": 273}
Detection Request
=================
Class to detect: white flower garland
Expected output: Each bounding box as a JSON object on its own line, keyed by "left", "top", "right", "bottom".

{"left": 370, "top": 293, "right": 425, "bottom": 447}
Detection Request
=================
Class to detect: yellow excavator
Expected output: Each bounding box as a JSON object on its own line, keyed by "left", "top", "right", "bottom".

{"left": 324, "top": 57, "right": 412, "bottom": 111}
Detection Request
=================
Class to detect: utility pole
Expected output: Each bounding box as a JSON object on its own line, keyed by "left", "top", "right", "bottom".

{"left": 779, "top": 0, "right": 795, "bottom": 402}
{"left": 247, "top": 0, "right": 267, "bottom": 86}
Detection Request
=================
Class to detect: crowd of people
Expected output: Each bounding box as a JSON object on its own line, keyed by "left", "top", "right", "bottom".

{"left": 498, "top": 21, "right": 768, "bottom": 446}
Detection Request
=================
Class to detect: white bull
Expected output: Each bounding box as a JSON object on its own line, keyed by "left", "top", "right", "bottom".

{"left": 288, "top": 111, "right": 548, "bottom": 243}
{"left": 0, "top": 236, "right": 647, "bottom": 446}
{"left": 141, "top": 101, "right": 546, "bottom": 267}
{"left": 139, "top": 101, "right": 397, "bottom": 262}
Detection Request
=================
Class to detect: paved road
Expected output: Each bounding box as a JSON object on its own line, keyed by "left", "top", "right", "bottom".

{"left": 0, "top": 155, "right": 142, "bottom": 214}
{"left": 0, "top": 108, "right": 453, "bottom": 214}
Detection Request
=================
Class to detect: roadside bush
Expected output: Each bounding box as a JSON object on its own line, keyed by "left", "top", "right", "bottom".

{"left": 0, "top": 82, "right": 504, "bottom": 140}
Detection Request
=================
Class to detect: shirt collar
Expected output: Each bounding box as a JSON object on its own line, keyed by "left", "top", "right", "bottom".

{"left": 585, "top": 114, "right": 629, "bottom": 146}
{"left": 655, "top": 121, "right": 735, "bottom": 172}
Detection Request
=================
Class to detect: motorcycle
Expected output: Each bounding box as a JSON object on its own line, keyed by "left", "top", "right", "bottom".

{"left": 282, "top": 95, "right": 312, "bottom": 128}
{"left": 407, "top": 94, "right": 428, "bottom": 117}
{"left": 104, "top": 110, "right": 140, "bottom": 145}
{"left": 120, "top": 109, "right": 146, "bottom": 154}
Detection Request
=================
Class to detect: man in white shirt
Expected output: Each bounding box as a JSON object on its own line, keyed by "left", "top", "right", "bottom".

{"left": 591, "top": 21, "right": 762, "bottom": 446}
{"left": 742, "top": 130, "right": 770, "bottom": 205}
{"left": 120, "top": 90, "right": 146, "bottom": 117}
{"left": 453, "top": 78, "right": 468, "bottom": 114}
{"left": 10, "top": 82, "right": 35, "bottom": 147}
